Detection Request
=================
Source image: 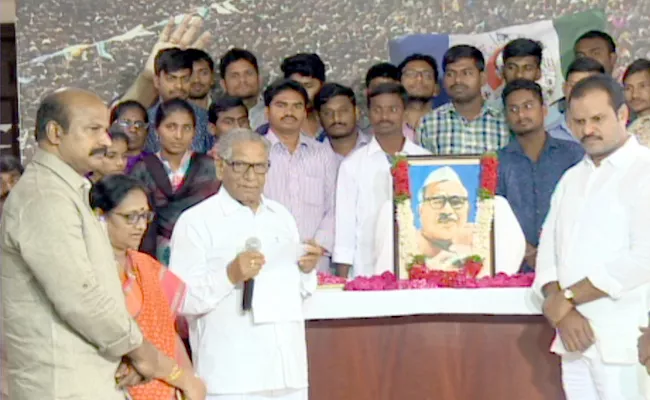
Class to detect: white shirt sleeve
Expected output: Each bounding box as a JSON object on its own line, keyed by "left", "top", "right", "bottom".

{"left": 332, "top": 158, "right": 358, "bottom": 265}
{"left": 169, "top": 211, "right": 236, "bottom": 316}
{"left": 532, "top": 177, "right": 564, "bottom": 299}
{"left": 587, "top": 181, "right": 650, "bottom": 298}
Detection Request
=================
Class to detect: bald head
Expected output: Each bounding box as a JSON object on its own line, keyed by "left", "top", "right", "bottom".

{"left": 35, "top": 88, "right": 105, "bottom": 142}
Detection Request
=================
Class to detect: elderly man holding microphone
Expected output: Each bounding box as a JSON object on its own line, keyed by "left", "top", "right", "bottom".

{"left": 169, "top": 128, "right": 321, "bottom": 400}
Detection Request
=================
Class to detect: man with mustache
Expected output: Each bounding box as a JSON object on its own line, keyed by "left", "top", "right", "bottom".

{"left": 314, "top": 82, "right": 370, "bottom": 160}
{"left": 219, "top": 48, "right": 266, "bottom": 130}
{"left": 145, "top": 48, "right": 214, "bottom": 154}
{"left": 397, "top": 54, "right": 440, "bottom": 133}
{"left": 416, "top": 166, "right": 473, "bottom": 270}
{"left": 623, "top": 59, "right": 650, "bottom": 147}
{"left": 334, "top": 83, "right": 429, "bottom": 278}
{"left": 1, "top": 88, "right": 172, "bottom": 399}
{"left": 418, "top": 45, "right": 510, "bottom": 155}
{"left": 535, "top": 75, "right": 650, "bottom": 399}
{"left": 185, "top": 48, "right": 216, "bottom": 110}
{"left": 263, "top": 79, "right": 338, "bottom": 272}
{"left": 497, "top": 79, "right": 583, "bottom": 272}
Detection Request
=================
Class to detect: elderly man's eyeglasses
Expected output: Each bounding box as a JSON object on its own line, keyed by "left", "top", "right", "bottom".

{"left": 225, "top": 160, "right": 271, "bottom": 175}
{"left": 115, "top": 211, "right": 155, "bottom": 225}
{"left": 423, "top": 195, "right": 468, "bottom": 210}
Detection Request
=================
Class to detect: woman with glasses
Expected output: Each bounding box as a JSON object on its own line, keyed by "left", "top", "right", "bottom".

{"left": 110, "top": 100, "right": 150, "bottom": 173}
{"left": 129, "top": 98, "right": 220, "bottom": 266}
{"left": 90, "top": 174, "right": 206, "bottom": 400}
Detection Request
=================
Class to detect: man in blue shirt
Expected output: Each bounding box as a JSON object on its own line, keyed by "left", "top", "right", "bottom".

{"left": 145, "top": 48, "right": 214, "bottom": 153}
{"left": 497, "top": 79, "right": 584, "bottom": 272}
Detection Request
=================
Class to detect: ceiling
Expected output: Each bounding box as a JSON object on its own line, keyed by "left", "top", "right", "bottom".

{"left": 1, "top": 0, "right": 16, "bottom": 23}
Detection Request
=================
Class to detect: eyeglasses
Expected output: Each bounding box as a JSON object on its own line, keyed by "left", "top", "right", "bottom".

{"left": 423, "top": 195, "right": 468, "bottom": 210}
{"left": 114, "top": 211, "right": 155, "bottom": 225}
{"left": 115, "top": 120, "right": 149, "bottom": 130}
{"left": 225, "top": 160, "right": 271, "bottom": 175}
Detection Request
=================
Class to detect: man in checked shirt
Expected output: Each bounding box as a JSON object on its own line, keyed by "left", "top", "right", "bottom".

{"left": 418, "top": 45, "right": 510, "bottom": 155}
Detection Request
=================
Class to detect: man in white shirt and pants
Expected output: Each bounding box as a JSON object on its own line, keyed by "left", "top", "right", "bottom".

{"left": 169, "top": 128, "right": 321, "bottom": 400}
{"left": 533, "top": 74, "right": 650, "bottom": 399}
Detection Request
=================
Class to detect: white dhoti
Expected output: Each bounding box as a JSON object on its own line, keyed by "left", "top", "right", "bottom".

{"left": 562, "top": 353, "right": 649, "bottom": 400}
{"left": 208, "top": 388, "right": 308, "bottom": 400}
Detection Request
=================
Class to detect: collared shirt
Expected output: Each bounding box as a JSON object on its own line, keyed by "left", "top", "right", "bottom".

{"left": 546, "top": 116, "right": 579, "bottom": 143}
{"left": 333, "top": 137, "right": 430, "bottom": 277}
{"left": 489, "top": 96, "right": 566, "bottom": 132}
{"left": 418, "top": 102, "right": 510, "bottom": 154}
{"left": 628, "top": 115, "right": 650, "bottom": 148}
{"left": 264, "top": 130, "right": 339, "bottom": 270}
{"left": 0, "top": 149, "right": 143, "bottom": 400}
{"left": 145, "top": 101, "right": 214, "bottom": 154}
{"left": 169, "top": 189, "right": 316, "bottom": 395}
{"left": 497, "top": 135, "right": 584, "bottom": 248}
{"left": 248, "top": 97, "right": 267, "bottom": 130}
{"left": 533, "top": 137, "right": 650, "bottom": 363}
{"left": 320, "top": 130, "right": 372, "bottom": 161}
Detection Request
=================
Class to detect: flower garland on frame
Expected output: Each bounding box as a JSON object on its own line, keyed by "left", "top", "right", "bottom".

{"left": 391, "top": 153, "right": 499, "bottom": 279}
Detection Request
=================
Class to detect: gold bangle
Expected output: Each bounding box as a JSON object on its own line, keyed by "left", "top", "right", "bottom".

{"left": 167, "top": 364, "right": 183, "bottom": 382}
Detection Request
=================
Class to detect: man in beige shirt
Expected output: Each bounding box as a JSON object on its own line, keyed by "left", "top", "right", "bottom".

{"left": 0, "top": 89, "right": 170, "bottom": 399}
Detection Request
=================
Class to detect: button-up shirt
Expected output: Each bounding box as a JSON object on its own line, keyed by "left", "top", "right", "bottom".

{"left": 145, "top": 101, "right": 214, "bottom": 153}
{"left": 169, "top": 189, "right": 316, "bottom": 395}
{"left": 248, "top": 97, "right": 267, "bottom": 130}
{"left": 629, "top": 115, "right": 650, "bottom": 148}
{"left": 1, "top": 150, "right": 143, "bottom": 400}
{"left": 497, "top": 135, "right": 584, "bottom": 248}
{"left": 334, "top": 137, "right": 430, "bottom": 277}
{"left": 418, "top": 102, "right": 510, "bottom": 154}
{"left": 320, "top": 130, "right": 372, "bottom": 161}
{"left": 533, "top": 137, "right": 650, "bottom": 363}
{"left": 546, "top": 116, "right": 579, "bottom": 143}
{"left": 264, "top": 130, "right": 339, "bottom": 269}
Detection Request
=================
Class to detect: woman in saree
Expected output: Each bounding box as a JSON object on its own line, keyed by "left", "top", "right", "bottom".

{"left": 90, "top": 174, "right": 206, "bottom": 400}
{"left": 130, "top": 98, "right": 220, "bottom": 265}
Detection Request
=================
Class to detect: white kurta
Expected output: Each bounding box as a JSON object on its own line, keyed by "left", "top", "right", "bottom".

{"left": 333, "top": 137, "right": 430, "bottom": 277}
{"left": 169, "top": 189, "right": 317, "bottom": 396}
{"left": 533, "top": 137, "right": 650, "bottom": 398}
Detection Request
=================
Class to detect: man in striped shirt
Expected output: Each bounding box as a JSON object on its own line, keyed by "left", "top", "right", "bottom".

{"left": 262, "top": 79, "right": 339, "bottom": 272}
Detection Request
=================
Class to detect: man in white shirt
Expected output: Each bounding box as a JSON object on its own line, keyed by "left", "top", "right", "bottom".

{"left": 169, "top": 128, "right": 321, "bottom": 400}
{"left": 533, "top": 74, "right": 650, "bottom": 399}
{"left": 333, "top": 82, "right": 429, "bottom": 278}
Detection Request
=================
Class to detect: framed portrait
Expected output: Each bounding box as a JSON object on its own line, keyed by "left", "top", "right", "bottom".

{"left": 392, "top": 155, "right": 495, "bottom": 280}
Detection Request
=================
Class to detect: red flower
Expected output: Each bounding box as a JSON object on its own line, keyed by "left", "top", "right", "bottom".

{"left": 392, "top": 160, "right": 411, "bottom": 196}
{"left": 479, "top": 154, "right": 499, "bottom": 197}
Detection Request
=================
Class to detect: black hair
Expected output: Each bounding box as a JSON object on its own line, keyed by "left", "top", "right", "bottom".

{"left": 397, "top": 54, "right": 439, "bottom": 83}
{"left": 154, "top": 98, "right": 196, "bottom": 129}
{"left": 35, "top": 92, "right": 69, "bottom": 142}
{"left": 565, "top": 57, "right": 606, "bottom": 80}
{"left": 502, "top": 39, "right": 543, "bottom": 67}
{"left": 443, "top": 45, "right": 485, "bottom": 72}
{"left": 501, "top": 79, "right": 544, "bottom": 105}
{"left": 281, "top": 53, "right": 326, "bottom": 82}
{"left": 623, "top": 58, "right": 650, "bottom": 82}
{"left": 365, "top": 62, "right": 399, "bottom": 88}
{"left": 208, "top": 95, "right": 248, "bottom": 124}
{"left": 219, "top": 48, "right": 259, "bottom": 78}
{"left": 314, "top": 83, "right": 356, "bottom": 112}
{"left": 0, "top": 154, "right": 23, "bottom": 175}
{"left": 90, "top": 174, "right": 149, "bottom": 214}
{"left": 569, "top": 74, "right": 626, "bottom": 112}
{"left": 108, "top": 126, "right": 130, "bottom": 147}
{"left": 263, "top": 79, "right": 309, "bottom": 107}
{"left": 110, "top": 100, "right": 149, "bottom": 124}
{"left": 366, "top": 82, "right": 408, "bottom": 108}
{"left": 154, "top": 47, "right": 193, "bottom": 76}
{"left": 185, "top": 48, "right": 215, "bottom": 72}
{"left": 575, "top": 30, "right": 617, "bottom": 54}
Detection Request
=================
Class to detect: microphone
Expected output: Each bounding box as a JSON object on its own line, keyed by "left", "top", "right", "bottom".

{"left": 242, "top": 237, "right": 261, "bottom": 311}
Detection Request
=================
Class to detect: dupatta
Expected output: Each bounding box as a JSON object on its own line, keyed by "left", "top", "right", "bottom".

{"left": 122, "top": 250, "right": 189, "bottom": 400}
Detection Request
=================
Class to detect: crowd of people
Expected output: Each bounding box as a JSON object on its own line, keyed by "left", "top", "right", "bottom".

{"left": 4, "top": 7, "right": 650, "bottom": 400}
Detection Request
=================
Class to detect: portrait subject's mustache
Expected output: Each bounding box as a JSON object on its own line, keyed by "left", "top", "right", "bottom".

{"left": 438, "top": 213, "right": 459, "bottom": 223}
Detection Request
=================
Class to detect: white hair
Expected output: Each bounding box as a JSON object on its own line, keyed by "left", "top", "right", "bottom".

{"left": 216, "top": 128, "right": 271, "bottom": 160}
{"left": 418, "top": 166, "right": 462, "bottom": 204}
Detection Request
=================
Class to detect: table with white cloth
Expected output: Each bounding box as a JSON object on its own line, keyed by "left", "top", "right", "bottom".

{"left": 303, "top": 287, "right": 564, "bottom": 400}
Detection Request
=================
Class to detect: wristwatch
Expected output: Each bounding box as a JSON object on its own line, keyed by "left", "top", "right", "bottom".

{"left": 563, "top": 288, "right": 576, "bottom": 305}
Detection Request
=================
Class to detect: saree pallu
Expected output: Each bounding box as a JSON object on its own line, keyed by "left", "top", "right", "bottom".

{"left": 130, "top": 152, "right": 220, "bottom": 266}
{"left": 122, "top": 250, "right": 188, "bottom": 400}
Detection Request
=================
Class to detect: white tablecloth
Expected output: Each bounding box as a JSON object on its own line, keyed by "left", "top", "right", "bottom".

{"left": 304, "top": 288, "right": 543, "bottom": 320}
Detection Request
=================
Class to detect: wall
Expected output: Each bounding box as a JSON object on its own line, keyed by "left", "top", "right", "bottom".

{"left": 15, "top": 0, "right": 650, "bottom": 160}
